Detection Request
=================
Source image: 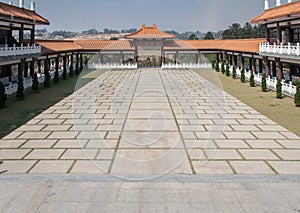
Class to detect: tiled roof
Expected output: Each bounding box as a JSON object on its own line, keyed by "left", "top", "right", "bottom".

{"left": 74, "top": 40, "right": 134, "bottom": 51}
{"left": 251, "top": 1, "right": 300, "bottom": 24}
{"left": 35, "top": 38, "right": 263, "bottom": 54}
{"left": 35, "top": 40, "right": 82, "bottom": 55}
{"left": 124, "top": 25, "right": 176, "bottom": 39}
{"left": 188, "top": 39, "right": 264, "bottom": 53}
{"left": 0, "top": 2, "right": 49, "bottom": 25}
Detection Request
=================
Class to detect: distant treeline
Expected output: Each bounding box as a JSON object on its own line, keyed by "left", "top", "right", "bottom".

{"left": 35, "top": 22, "right": 266, "bottom": 40}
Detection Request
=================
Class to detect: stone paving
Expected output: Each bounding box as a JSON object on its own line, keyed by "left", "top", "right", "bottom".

{"left": 1, "top": 68, "right": 300, "bottom": 175}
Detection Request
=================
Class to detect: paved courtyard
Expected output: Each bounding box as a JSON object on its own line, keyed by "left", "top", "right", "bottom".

{"left": 1, "top": 68, "right": 300, "bottom": 175}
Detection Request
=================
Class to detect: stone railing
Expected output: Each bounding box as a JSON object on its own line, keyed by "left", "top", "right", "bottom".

{"left": 0, "top": 44, "right": 41, "bottom": 57}
{"left": 259, "top": 42, "right": 300, "bottom": 57}
{"left": 89, "top": 63, "right": 138, "bottom": 69}
{"left": 4, "top": 68, "right": 66, "bottom": 96}
{"left": 224, "top": 64, "right": 297, "bottom": 98}
{"left": 162, "top": 62, "right": 212, "bottom": 69}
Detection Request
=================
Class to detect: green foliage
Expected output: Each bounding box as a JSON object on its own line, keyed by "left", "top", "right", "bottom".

{"left": 215, "top": 61, "right": 220, "bottom": 72}
{"left": 17, "top": 78, "right": 24, "bottom": 100}
{"left": 80, "top": 61, "right": 84, "bottom": 73}
{"left": 44, "top": 68, "right": 50, "bottom": 88}
{"left": 261, "top": 73, "right": 267, "bottom": 92}
{"left": 188, "top": 34, "right": 199, "bottom": 40}
{"left": 276, "top": 79, "right": 283, "bottom": 99}
{"left": 54, "top": 69, "right": 59, "bottom": 83}
{"left": 250, "top": 70, "right": 255, "bottom": 87}
{"left": 69, "top": 64, "right": 74, "bottom": 77}
{"left": 294, "top": 84, "right": 300, "bottom": 107}
{"left": 62, "top": 66, "right": 67, "bottom": 80}
{"left": 222, "top": 22, "right": 266, "bottom": 39}
{"left": 232, "top": 66, "right": 237, "bottom": 79}
{"left": 212, "top": 59, "right": 216, "bottom": 69}
{"left": 241, "top": 68, "right": 246, "bottom": 83}
{"left": 221, "top": 61, "right": 225, "bottom": 74}
{"left": 75, "top": 61, "right": 79, "bottom": 75}
{"left": 203, "top": 31, "right": 214, "bottom": 40}
{"left": 0, "top": 81, "right": 7, "bottom": 108}
{"left": 31, "top": 72, "right": 39, "bottom": 91}
{"left": 225, "top": 63, "right": 230, "bottom": 77}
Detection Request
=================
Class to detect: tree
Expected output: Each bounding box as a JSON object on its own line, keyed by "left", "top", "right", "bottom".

{"left": 241, "top": 68, "right": 246, "bottom": 83}
{"left": 276, "top": 79, "right": 283, "bottom": 99}
{"left": 294, "top": 84, "right": 300, "bottom": 107}
{"left": 261, "top": 73, "right": 267, "bottom": 92}
{"left": 0, "top": 81, "right": 7, "bottom": 108}
{"left": 250, "top": 70, "right": 255, "bottom": 87}
{"left": 225, "top": 63, "right": 230, "bottom": 77}
{"left": 232, "top": 66, "right": 237, "bottom": 79}
{"left": 32, "top": 72, "right": 39, "bottom": 91}
{"left": 188, "top": 34, "right": 198, "bottom": 40}
{"left": 222, "top": 23, "right": 242, "bottom": 39}
{"left": 203, "top": 31, "right": 214, "bottom": 40}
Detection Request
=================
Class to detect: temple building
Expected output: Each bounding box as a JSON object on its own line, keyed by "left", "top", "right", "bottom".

{"left": 0, "top": 0, "right": 300, "bottom": 96}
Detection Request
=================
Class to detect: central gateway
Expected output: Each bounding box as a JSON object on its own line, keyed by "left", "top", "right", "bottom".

{"left": 124, "top": 24, "right": 175, "bottom": 67}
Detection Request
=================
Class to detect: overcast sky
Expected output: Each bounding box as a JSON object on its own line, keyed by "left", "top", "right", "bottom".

{"left": 3, "top": 0, "right": 288, "bottom": 32}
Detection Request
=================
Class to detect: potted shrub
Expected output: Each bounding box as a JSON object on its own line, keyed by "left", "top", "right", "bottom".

{"left": 225, "top": 63, "right": 230, "bottom": 77}
{"left": 232, "top": 66, "right": 237, "bottom": 79}
{"left": 250, "top": 70, "right": 255, "bottom": 87}
{"left": 32, "top": 72, "right": 39, "bottom": 91}
{"left": 295, "top": 84, "right": 300, "bottom": 107}
{"left": 215, "top": 61, "right": 220, "bottom": 72}
{"left": 16, "top": 78, "right": 24, "bottom": 100}
{"left": 54, "top": 68, "right": 59, "bottom": 83}
{"left": 261, "top": 73, "right": 267, "bottom": 92}
{"left": 276, "top": 79, "right": 283, "bottom": 99}
{"left": 241, "top": 68, "right": 246, "bottom": 83}
{"left": 221, "top": 61, "right": 225, "bottom": 74}
{"left": 0, "top": 81, "right": 7, "bottom": 108}
{"left": 44, "top": 68, "right": 50, "bottom": 88}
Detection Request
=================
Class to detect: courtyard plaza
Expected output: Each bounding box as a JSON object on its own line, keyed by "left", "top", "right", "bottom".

{"left": 0, "top": 68, "right": 300, "bottom": 212}
{"left": 1, "top": 68, "right": 300, "bottom": 175}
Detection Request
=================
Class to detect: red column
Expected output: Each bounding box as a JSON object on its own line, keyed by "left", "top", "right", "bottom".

{"left": 265, "top": 57, "right": 270, "bottom": 77}
{"left": 276, "top": 23, "right": 281, "bottom": 45}
{"left": 277, "top": 60, "right": 283, "bottom": 80}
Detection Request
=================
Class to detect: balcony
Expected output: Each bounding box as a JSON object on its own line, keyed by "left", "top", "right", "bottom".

{"left": 259, "top": 42, "right": 300, "bottom": 59}
{"left": 0, "top": 44, "right": 42, "bottom": 61}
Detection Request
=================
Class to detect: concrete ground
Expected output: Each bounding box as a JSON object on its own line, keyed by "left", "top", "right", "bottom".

{"left": 0, "top": 68, "right": 300, "bottom": 212}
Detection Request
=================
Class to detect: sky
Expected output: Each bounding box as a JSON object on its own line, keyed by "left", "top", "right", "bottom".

{"left": 2, "top": 0, "right": 286, "bottom": 32}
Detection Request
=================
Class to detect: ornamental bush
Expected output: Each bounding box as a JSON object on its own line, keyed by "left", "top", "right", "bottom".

{"left": 241, "top": 68, "right": 246, "bottom": 83}
{"left": 225, "top": 63, "right": 230, "bottom": 77}
{"left": 294, "top": 84, "right": 300, "bottom": 107}
{"left": 250, "top": 70, "right": 255, "bottom": 87}
{"left": 54, "top": 69, "right": 59, "bottom": 83}
{"left": 232, "top": 66, "right": 237, "bottom": 79}
{"left": 44, "top": 69, "right": 50, "bottom": 88}
{"left": 69, "top": 64, "right": 74, "bottom": 77}
{"left": 276, "top": 79, "right": 283, "bottom": 99}
{"left": 75, "top": 61, "right": 79, "bottom": 75}
{"left": 221, "top": 61, "right": 225, "bottom": 74}
{"left": 215, "top": 61, "right": 220, "bottom": 72}
{"left": 0, "top": 81, "right": 7, "bottom": 108}
{"left": 261, "top": 73, "right": 267, "bottom": 92}
{"left": 212, "top": 59, "right": 216, "bottom": 69}
{"left": 32, "top": 72, "right": 39, "bottom": 91}
{"left": 16, "top": 78, "right": 24, "bottom": 100}
{"left": 62, "top": 66, "right": 67, "bottom": 80}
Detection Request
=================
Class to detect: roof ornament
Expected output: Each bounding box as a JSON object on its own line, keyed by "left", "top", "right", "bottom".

{"left": 265, "top": 0, "right": 269, "bottom": 10}
{"left": 19, "top": 0, "right": 24, "bottom": 8}
{"left": 276, "top": 0, "right": 281, "bottom": 7}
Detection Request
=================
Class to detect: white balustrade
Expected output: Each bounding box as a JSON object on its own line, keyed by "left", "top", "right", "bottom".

{"left": 0, "top": 44, "right": 41, "bottom": 57}
{"left": 162, "top": 62, "right": 212, "bottom": 69}
{"left": 89, "top": 63, "right": 138, "bottom": 70}
{"left": 259, "top": 42, "right": 300, "bottom": 57}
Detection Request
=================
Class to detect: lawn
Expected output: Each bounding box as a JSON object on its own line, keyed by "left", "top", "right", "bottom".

{"left": 194, "top": 68, "right": 300, "bottom": 137}
{"left": 0, "top": 69, "right": 105, "bottom": 139}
